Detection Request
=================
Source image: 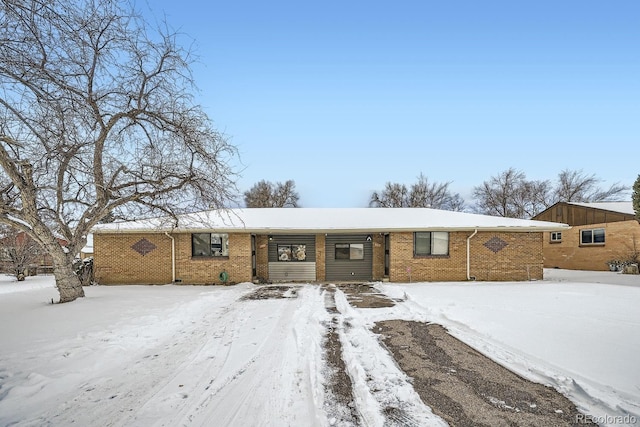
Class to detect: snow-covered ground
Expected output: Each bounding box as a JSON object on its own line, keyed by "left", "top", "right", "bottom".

{"left": 0, "top": 270, "right": 638, "bottom": 426}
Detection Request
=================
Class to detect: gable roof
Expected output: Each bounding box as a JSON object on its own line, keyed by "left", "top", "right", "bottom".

{"left": 565, "top": 201, "right": 634, "bottom": 216}
{"left": 92, "top": 208, "right": 568, "bottom": 234}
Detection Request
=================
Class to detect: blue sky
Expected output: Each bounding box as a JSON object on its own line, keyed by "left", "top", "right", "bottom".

{"left": 143, "top": 0, "right": 639, "bottom": 208}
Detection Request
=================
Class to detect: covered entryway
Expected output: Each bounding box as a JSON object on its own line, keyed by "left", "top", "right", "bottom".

{"left": 325, "top": 234, "right": 373, "bottom": 281}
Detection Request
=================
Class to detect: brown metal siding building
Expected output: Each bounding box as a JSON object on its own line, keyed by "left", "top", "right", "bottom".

{"left": 533, "top": 202, "right": 640, "bottom": 271}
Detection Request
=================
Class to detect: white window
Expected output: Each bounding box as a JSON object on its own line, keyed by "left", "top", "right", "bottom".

{"left": 550, "top": 232, "right": 562, "bottom": 242}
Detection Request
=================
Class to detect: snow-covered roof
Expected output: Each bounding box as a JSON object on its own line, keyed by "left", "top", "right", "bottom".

{"left": 92, "top": 208, "right": 568, "bottom": 234}
{"left": 567, "top": 201, "right": 635, "bottom": 215}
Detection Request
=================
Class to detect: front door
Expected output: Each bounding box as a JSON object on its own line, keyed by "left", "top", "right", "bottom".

{"left": 384, "top": 233, "right": 390, "bottom": 277}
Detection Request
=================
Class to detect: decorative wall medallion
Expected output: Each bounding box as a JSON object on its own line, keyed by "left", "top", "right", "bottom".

{"left": 131, "top": 238, "right": 157, "bottom": 256}
{"left": 484, "top": 236, "right": 508, "bottom": 253}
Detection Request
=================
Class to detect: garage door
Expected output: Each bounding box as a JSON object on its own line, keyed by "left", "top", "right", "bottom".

{"left": 325, "top": 234, "right": 372, "bottom": 281}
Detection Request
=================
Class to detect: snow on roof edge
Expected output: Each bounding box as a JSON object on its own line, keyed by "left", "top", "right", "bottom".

{"left": 565, "top": 201, "right": 635, "bottom": 216}
{"left": 91, "top": 208, "right": 569, "bottom": 234}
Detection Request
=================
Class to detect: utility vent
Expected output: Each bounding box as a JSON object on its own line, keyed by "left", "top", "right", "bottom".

{"left": 483, "top": 236, "right": 508, "bottom": 253}
{"left": 131, "top": 238, "right": 157, "bottom": 256}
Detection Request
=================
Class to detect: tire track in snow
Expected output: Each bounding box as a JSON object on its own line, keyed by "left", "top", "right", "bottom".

{"left": 144, "top": 285, "right": 329, "bottom": 427}
{"left": 14, "top": 287, "right": 248, "bottom": 427}
{"left": 332, "top": 288, "right": 447, "bottom": 427}
{"left": 321, "top": 285, "right": 361, "bottom": 426}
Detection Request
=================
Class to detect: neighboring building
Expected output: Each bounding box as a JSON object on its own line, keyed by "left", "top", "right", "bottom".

{"left": 92, "top": 208, "right": 567, "bottom": 285}
{"left": 533, "top": 202, "right": 640, "bottom": 271}
{"left": 0, "top": 230, "right": 68, "bottom": 275}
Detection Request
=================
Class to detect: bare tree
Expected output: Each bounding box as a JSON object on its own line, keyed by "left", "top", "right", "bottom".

{"left": 409, "top": 174, "right": 465, "bottom": 211}
{"left": 472, "top": 168, "right": 538, "bottom": 218}
{"left": 370, "top": 174, "right": 465, "bottom": 210}
{"left": 553, "top": 169, "right": 627, "bottom": 202}
{"left": 0, "top": 0, "right": 238, "bottom": 302}
{"left": 474, "top": 168, "right": 629, "bottom": 218}
{"left": 244, "top": 181, "right": 273, "bottom": 208}
{"left": 244, "top": 180, "right": 299, "bottom": 207}
{"left": 370, "top": 183, "right": 410, "bottom": 208}
{"left": 0, "top": 225, "right": 43, "bottom": 281}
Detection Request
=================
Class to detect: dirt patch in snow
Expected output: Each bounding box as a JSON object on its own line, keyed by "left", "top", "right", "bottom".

{"left": 326, "top": 286, "right": 595, "bottom": 425}
{"left": 241, "top": 285, "right": 300, "bottom": 300}
{"left": 375, "top": 320, "right": 598, "bottom": 427}
{"left": 335, "top": 283, "right": 396, "bottom": 308}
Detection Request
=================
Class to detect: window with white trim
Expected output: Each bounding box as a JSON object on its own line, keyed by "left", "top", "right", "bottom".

{"left": 580, "top": 228, "right": 605, "bottom": 245}
{"left": 550, "top": 232, "right": 562, "bottom": 242}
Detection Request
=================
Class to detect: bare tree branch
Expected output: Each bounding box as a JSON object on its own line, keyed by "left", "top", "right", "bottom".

{"left": 0, "top": 224, "right": 44, "bottom": 280}
{"left": 370, "top": 174, "right": 464, "bottom": 210}
{"left": 473, "top": 168, "right": 629, "bottom": 218}
{"left": 244, "top": 180, "right": 300, "bottom": 208}
{"left": 554, "top": 169, "right": 627, "bottom": 202}
{"left": 0, "top": 0, "right": 239, "bottom": 302}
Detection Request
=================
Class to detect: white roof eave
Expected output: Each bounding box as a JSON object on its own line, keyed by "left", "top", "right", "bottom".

{"left": 91, "top": 208, "right": 570, "bottom": 234}
{"left": 92, "top": 224, "right": 570, "bottom": 235}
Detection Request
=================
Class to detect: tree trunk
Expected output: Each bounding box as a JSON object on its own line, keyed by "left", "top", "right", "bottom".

{"left": 51, "top": 254, "right": 84, "bottom": 303}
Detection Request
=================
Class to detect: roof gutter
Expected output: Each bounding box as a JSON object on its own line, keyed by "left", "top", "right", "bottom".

{"left": 467, "top": 228, "right": 478, "bottom": 280}
{"left": 164, "top": 232, "right": 175, "bottom": 283}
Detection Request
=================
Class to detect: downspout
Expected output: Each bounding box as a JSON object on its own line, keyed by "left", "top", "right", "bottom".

{"left": 467, "top": 229, "right": 478, "bottom": 280}
{"left": 164, "top": 232, "right": 176, "bottom": 283}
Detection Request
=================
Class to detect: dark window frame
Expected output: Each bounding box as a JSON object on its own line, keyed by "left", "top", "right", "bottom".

{"left": 580, "top": 228, "right": 605, "bottom": 246}
{"left": 191, "top": 233, "right": 229, "bottom": 257}
{"left": 334, "top": 243, "right": 364, "bottom": 261}
{"left": 414, "top": 231, "right": 449, "bottom": 256}
{"left": 277, "top": 244, "right": 308, "bottom": 262}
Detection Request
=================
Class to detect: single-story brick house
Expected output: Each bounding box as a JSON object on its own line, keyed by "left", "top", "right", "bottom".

{"left": 533, "top": 201, "right": 640, "bottom": 271}
{"left": 92, "top": 208, "right": 568, "bottom": 284}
